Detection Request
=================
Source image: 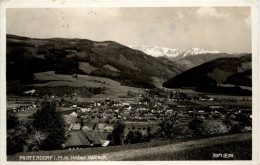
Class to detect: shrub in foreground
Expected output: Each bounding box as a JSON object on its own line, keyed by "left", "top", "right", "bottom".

{"left": 24, "top": 131, "right": 47, "bottom": 152}
{"left": 7, "top": 126, "right": 28, "bottom": 155}
{"left": 198, "top": 121, "right": 229, "bottom": 136}
{"left": 159, "top": 113, "right": 180, "bottom": 138}
{"left": 124, "top": 131, "right": 143, "bottom": 144}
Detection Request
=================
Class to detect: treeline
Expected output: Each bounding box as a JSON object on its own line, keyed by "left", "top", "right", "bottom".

{"left": 107, "top": 112, "right": 251, "bottom": 146}
{"left": 34, "top": 86, "right": 106, "bottom": 97}
{"left": 7, "top": 47, "right": 84, "bottom": 82}
{"left": 224, "top": 70, "right": 252, "bottom": 87}
{"left": 7, "top": 36, "right": 157, "bottom": 90}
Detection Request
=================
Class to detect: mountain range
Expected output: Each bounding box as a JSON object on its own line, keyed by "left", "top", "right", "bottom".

{"left": 129, "top": 45, "right": 220, "bottom": 59}
{"left": 6, "top": 34, "right": 186, "bottom": 90}
{"left": 129, "top": 45, "right": 247, "bottom": 69}
{"left": 7, "top": 34, "right": 251, "bottom": 95}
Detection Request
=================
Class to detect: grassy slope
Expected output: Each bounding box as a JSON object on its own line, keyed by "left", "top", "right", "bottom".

{"left": 33, "top": 71, "right": 144, "bottom": 98}
{"left": 163, "top": 55, "right": 252, "bottom": 96}
{"left": 126, "top": 140, "right": 251, "bottom": 160}
{"left": 7, "top": 132, "right": 251, "bottom": 161}
{"left": 102, "top": 132, "right": 251, "bottom": 160}
{"left": 7, "top": 34, "right": 186, "bottom": 89}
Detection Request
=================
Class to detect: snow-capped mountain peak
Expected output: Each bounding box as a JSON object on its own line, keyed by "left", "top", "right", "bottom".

{"left": 128, "top": 45, "right": 183, "bottom": 58}
{"left": 128, "top": 45, "right": 221, "bottom": 60}
{"left": 181, "top": 48, "right": 220, "bottom": 57}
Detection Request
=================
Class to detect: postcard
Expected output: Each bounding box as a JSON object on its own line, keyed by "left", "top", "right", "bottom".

{"left": 0, "top": 0, "right": 259, "bottom": 164}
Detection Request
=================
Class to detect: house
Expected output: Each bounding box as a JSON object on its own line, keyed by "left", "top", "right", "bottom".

{"left": 100, "top": 140, "right": 110, "bottom": 147}
{"left": 71, "top": 123, "right": 81, "bottom": 130}
{"left": 103, "top": 125, "right": 114, "bottom": 132}
{"left": 23, "top": 89, "right": 36, "bottom": 95}
{"left": 97, "top": 132, "right": 110, "bottom": 140}
{"left": 97, "top": 123, "right": 106, "bottom": 132}
{"left": 71, "top": 105, "right": 77, "bottom": 108}
{"left": 64, "top": 113, "right": 77, "bottom": 125}
{"left": 122, "top": 102, "right": 130, "bottom": 106}
{"left": 210, "top": 105, "right": 224, "bottom": 111}
{"left": 84, "top": 123, "right": 95, "bottom": 130}
{"left": 63, "top": 131, "right": 91, "bottom": 149}
{"left": 82, "top": 125, "right": 92, "bottom": 131}
{"left": 83, "top": 131, "right": 102, "bottom": 147}
{"left": 80, "top": 108, "right": 91, "bottom": 113}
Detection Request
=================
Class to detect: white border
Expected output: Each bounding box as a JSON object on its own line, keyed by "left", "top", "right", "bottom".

{"left": 0, "top": 0, "right": 259, "bottom": 165}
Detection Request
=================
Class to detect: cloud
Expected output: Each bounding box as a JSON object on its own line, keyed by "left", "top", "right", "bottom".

{"left": 196, "top": 7, "right": 228, "bottom": 19}
{"left": 6, "top": 8, "right": 251, "bottom": 53}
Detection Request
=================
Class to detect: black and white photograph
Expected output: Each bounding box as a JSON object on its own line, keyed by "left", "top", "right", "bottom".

{"left": 0, "top": 0, "right": 259, "bottom": 164}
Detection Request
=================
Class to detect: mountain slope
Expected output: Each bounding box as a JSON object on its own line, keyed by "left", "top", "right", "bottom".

{"left": 7, "top": 34, "right": 186, "bottom": 89}
{"left": 163, "top": 54, "right": 252, "bottom": 95}
{"left": 175, "top": 53, "right": 246, "bottom": 69}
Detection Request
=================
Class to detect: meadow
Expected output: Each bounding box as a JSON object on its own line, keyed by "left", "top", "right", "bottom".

{"left": 33, "top": 71, "right": 144, "bottom": 98}
{"left": 7, "top": 132, "right": 251, "bottom": 161}
{"left": 126, "top": 139, "right": 251, "bottom": 160}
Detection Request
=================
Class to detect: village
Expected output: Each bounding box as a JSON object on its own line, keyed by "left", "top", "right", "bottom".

{"left": 8, "top": 88, "right": 252, "bottom": 150}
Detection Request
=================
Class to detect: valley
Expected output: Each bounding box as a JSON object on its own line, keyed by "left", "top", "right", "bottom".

{"left": 6, "top": 34, "right": 252, "bottom": 161}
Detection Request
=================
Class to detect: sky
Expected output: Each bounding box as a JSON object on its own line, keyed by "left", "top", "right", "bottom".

{"left": 7, "top": 7, "right": 251, "bottom": 53}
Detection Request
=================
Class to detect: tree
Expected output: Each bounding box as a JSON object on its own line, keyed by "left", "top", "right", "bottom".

{"left": 110, "top": 122, "right": 125, "bottom": 145}
{"left": 223, "top": 114, "right": 232, "bottom": 131}
{"left": 32, "top": 101, "right": 66, "bottom": 150}
{"left": 236, "top": 113, "right": 251, "bottom": 127}
{"left": 7, "top": 125, "right": 28, "bottom": 155}
{"left": 159, "top": 112, "right": 180, "bottom": 138}
{"left": 188, "top": 117, "right": 203, "bottom": 135}
{"left": 230, "top": 123, "right": 243, "bottom": 133}
{"left": 124, "top": 131, "right": 143, "bottom": 144}
{"left": 7, "top": 110, "right": 29, "bottom": 155}
{"left": 7, "top": 110, "right": 19, "bottom": 130}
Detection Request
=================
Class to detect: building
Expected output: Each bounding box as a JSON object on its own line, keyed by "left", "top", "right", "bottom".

{"left": 63, "top": 131, "right": 91, "bottom": 149}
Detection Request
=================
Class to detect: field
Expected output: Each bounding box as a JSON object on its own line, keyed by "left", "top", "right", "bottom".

{"left": 33, "top": 71, "right": 145, "bottom": 98}
{"left": 190, "top": 100, "right": 251, "bottom": 108}
{"left": 7, "top": 132, "right": 251, "bottom": 161}
{"left": 15, "top": 108, "right": 37, "bottom": 120}
{"left": 220, "top": 84, "right": 252, "bottom": 91}
{"left": 7, "top": 96, "right": 35, "bottom": 109}
{"left": 78, "top": 62, "right": 97, "bottom": 74}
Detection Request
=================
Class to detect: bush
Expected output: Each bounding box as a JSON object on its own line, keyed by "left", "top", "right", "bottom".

{"left": 32, "top": 102, "right": 66, "bottom": 150}
{"left": 7, "top": 110, "right": 29, "bottom": 155}
{"left": 172, "top": 126, "right": 193, "bottom": 138}
{"left": 188, "top": 117, "right": 203, "bottom": 135}
{"left": 7, "top": 110, "right": 19, "bottom": 130}
{"left": 24, "top": 131, "right": 47, "bottom": 152}
{"left": 230, "top": 124, "right": 243, "bottom": 134}
{"left": 159, "top": 113, "right": 180, "bottom": 138}
{"left": 124, "top": 131, "right": 143, "bottom": 144}
{"left": 110, "top": 122, "right": 125, "bottom": 145}
{"left": 7, "top": 126, "right": 28, "bottom": 155}
{"left": 198, "top": 121, "right": 229, "bottom": 136}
